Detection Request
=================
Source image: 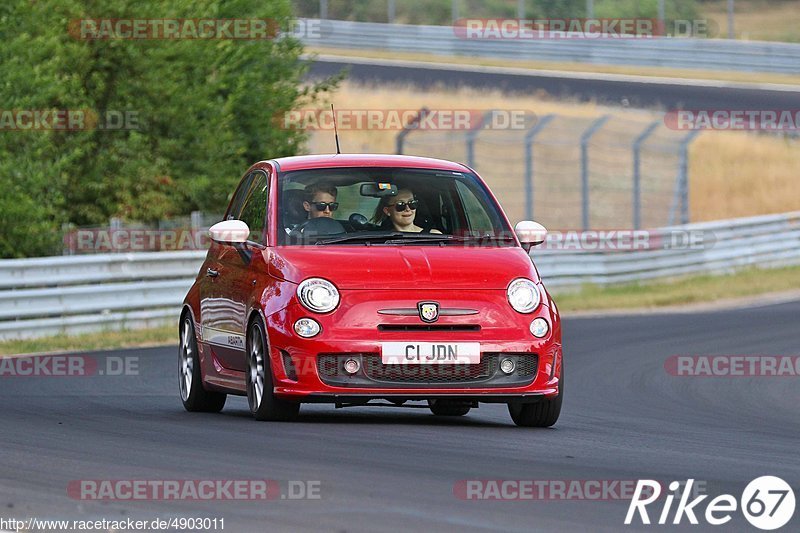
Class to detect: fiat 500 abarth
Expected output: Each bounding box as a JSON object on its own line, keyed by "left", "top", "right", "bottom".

{"left": 179, "top": 154, "right": 562, "bottom": 426}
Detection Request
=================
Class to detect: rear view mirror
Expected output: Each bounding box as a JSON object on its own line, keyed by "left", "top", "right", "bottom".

{"left": 360, "top": 183, "right": 398, "bottom": 198}
{"left": 209, "top": 220, "right": 250, "bottom": 244}
{"left": 515, "top": 220, "right": 548, "bottom": 252}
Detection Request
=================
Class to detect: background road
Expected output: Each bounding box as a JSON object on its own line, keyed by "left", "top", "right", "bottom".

{"left": 307, "top": 56, "right": 800, "bottom": 111}
{"left": 1, "top": 301, "right": 798, "bottom": 532}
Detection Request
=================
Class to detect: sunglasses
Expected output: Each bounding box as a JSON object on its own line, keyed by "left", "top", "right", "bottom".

{"left": 312, "top": 202, "right": 339, "bottom": 212}
{"left": 389, "top": 199, "right": 419, "bottom": 212}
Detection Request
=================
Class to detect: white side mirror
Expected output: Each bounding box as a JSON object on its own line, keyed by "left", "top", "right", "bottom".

{"left": 209, "top": 220, "right": 250, "bottom": 244}
{"left": 515, "top": 220, "right": 547, "bottom": 251}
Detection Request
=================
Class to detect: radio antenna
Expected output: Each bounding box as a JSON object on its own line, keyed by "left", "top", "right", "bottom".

{"left": 331, "top": 104, "right": 341, "bottom": 154}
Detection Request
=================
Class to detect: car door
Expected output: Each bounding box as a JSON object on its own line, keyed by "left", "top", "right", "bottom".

{"left": 219, "top": 169, "right": 270, "bottom": 371}
{"left": 199, "top": 171, "right": 254, "bottom": 371}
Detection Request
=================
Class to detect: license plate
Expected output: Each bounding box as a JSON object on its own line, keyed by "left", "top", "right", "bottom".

{"left": 381, "top": 342, "right": 480, "bottom": 365}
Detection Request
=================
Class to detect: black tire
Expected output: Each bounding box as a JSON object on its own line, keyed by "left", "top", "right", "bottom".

{"left": 179, "top": 315, "right": 226, "bottom": 413}
{"left": 247, "top": 319, "right": 300, "bottom": 421}
{"left": 508, "top": 365, "right": 563, "bottom": 427}
{"left": 428, "top": 399, "right": 471, "bottom": 417}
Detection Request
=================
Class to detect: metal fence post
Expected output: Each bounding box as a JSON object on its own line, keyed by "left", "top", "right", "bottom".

{"left": 109, "top": 217, "right": 122, "bottom": 254}
{"left": 679, "top": 129, "right": 701, "bottom": 225}
{"left": 579, "top": 115, "right": 611, "bottom": 230}
{"left": 395, "top": 107, "right": 429, "bottom": 154}
{"left": 388, "top": 0, "right": 395, "bottom": 23}
{"left": 523, "top": 114, "right": 555, "bottom": 221}
{"left": 62, "top": 223, "right": 73, "bottom": 256}
{"left": 632, "top": 120, "right": 660, "bottom": 230}
{"left": 465, "top": 110, "right": 491, "bottom": 169}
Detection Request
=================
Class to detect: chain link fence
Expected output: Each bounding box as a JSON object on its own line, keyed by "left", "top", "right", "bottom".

{"left": 399, "top": 111, "right": 700, "bottom": 230}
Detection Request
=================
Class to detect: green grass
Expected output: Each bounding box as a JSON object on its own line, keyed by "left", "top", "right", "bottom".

{"left": 554, "top": 265, "right": 800, "bottom": 313}
{"left": 0, "top": 325, "right": 176, "bottom": 356}
{"left": 0, "top": 265, "right": 798, "bottom": 356}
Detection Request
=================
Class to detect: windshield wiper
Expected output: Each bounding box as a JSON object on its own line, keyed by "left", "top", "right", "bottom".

{"left": 383, "top": 234, "right": 455, "bottom": 245}
{"left": 316, "top": 233, "right": 515, "bottom": 246}
{"left": 314, "top": 232, "right": 405, "bottom": 245}
{"left": 452, "top": 234, "right": 517, "bottom": 244}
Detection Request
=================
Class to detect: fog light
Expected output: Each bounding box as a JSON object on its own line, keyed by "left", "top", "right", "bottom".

{"left": 343, "top": 358, "right": 360, "bottom": 374}
{"left": 530, "top": 317, "right": 549, "bottom": 338}
{"left": 294, "top": 318, "right": 321, "bottom": 338}
{"left": 500, "top": 358, "right": 516, "bottom": 374}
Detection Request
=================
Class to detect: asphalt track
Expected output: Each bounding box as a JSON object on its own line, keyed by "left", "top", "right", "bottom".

{"left": 306, "top": 56, "right": 800, "bottom": 110}
{"left": 1, "top": 300, "right": 798, "bottom": 532}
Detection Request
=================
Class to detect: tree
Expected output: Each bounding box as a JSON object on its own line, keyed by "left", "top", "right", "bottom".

{"left": 0, "top": 0, "right": 336, "bottom": 257}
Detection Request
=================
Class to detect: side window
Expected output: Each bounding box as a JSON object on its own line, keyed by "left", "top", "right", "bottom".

{"left": 226, "top": 173, "right": 254, "bottom": 221}
{"left": 238, "top": 171, "right": 269, "bottom": 244}
{"left": 455, "top": 180, "right": 493, "bottom": 233}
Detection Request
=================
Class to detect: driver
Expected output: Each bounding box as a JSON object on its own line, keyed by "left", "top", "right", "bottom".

{"left": 303, "top": 183, "right": 338, "bottom": 219}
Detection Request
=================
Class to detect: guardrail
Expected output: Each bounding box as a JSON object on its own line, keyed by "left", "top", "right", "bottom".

{"left": 301, "top": 19, "right": 800, "bottom": 74}
{"left": 0, "top": 251, "right": 205, "bottom": 340}
{"left": 1, "top": 212, "right": 799, "bottom": 340}
{"left": 534, "top": 212, "right": 800, "bottom": 287}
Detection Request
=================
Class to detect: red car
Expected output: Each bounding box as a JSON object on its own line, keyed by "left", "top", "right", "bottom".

{"left": 179, "top": 154, "right": 562, "bottom": 426}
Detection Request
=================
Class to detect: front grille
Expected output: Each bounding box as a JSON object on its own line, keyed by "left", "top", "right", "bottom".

{"left": 317, "top": 353, "right": 538, "bottom": 388}
{"left": 514, "top": 354, "right": 537, "bottom": 377}
{"left": 377, "top": 324, "right": 481, "bottom": 332}
{"left": 363, "top": 354, "right": 495, "bottom": 383}
{"left": 281, "top": 350, "right": 298, "bottom": 381}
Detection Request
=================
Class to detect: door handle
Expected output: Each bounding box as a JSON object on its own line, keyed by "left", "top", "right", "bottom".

{"left": 206, "top": 268, "right": 219, "bottom": 278}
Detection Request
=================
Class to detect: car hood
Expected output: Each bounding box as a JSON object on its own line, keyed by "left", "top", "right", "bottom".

{"left": 268, "top": 246, "right": 539, "bottom": 290}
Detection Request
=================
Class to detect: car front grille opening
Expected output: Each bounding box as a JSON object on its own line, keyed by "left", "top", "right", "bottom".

{"left": 281, "top": 350, "right": 298, "bottom": 381}
{"left": 363, "top": 354, "right": 496, "bottom": 383}
{"left": 377, "top": 324, "right": 481, "bottom": 332}
{"left": 317, "top": 353, "right": 538, "bottom": 386}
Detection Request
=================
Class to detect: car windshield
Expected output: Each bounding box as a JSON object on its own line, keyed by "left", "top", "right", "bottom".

{"left": 278, "top": 167, "right": 513, "bottom": 246}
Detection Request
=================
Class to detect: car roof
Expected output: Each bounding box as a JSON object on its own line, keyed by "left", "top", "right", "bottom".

{"left": 267, "top": 153, "right": 470, "bottom": 173}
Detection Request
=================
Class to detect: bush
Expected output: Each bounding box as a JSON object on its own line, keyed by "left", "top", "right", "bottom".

{"left": 0, "top": 0, "right": 337, "bottom": 258}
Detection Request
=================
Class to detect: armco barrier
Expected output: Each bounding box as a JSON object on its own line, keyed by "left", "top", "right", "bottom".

{"left": 300, "top": 19, "right": 800, "bottom": 75}
{"left": 0, "top": 212, "right": 798, "bottom": 340}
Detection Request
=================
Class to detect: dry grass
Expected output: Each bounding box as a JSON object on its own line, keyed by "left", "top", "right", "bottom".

{"left": 554, "top": 265, "right": 800, "bottom": 312}
{"left": 306, "top": 46, "right": 800, "bottom": 86}
{"left": 701, "top": 0, "right": 800, "bottom": 42}
{"left": 308, "top": 82, "right": 800, "bottom": 225}
{"left": 690, "top": 131, "right": 800, "bottom": 220}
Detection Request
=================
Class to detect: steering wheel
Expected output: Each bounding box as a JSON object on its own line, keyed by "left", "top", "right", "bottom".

{"left": 291, "top": 217, "right": 346, "bottom": 239}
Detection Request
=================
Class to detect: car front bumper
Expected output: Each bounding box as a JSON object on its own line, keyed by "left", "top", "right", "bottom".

{"left": 264, "top": 291, "right": 562, "bottom": 402}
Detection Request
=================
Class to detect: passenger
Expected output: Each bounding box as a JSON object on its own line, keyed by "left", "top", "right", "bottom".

{"left": 303, "top": 183, "right": 338, "bottom": 219}
{"left": 372, "top": 188, "right": 442, "bottom": 233}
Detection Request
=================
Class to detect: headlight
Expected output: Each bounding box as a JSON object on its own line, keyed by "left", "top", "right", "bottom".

{"left": 297, "top": 278, "right": 340, "bottom": 313}
{"left": 507, "top": 278, "right": 541, "bottom": 313}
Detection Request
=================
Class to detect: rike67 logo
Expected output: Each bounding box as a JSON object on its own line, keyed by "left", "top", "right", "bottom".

{"left": 626, "top": 477, "right": 795, "bottom": 530}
